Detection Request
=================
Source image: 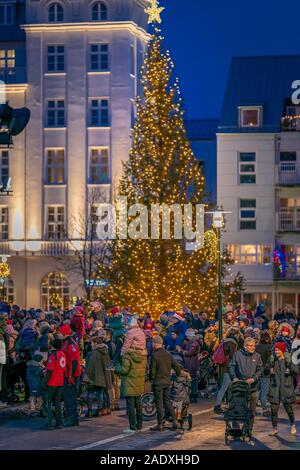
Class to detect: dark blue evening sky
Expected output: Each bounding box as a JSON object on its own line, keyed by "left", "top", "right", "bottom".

{"left": 160, "top": 0, "right": 300, "bottom": 119}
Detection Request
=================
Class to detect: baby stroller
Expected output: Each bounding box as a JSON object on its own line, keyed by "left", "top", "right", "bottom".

{"left": 224, "top": 381, "right": 252, "bottom": 444}
{"left": 198, "top": 351, "right": 215, "bottom": 398}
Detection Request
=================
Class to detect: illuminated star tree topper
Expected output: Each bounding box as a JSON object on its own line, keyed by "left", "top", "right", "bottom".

{"left": 145, "top": 0, "right": 165, "bottom": 24}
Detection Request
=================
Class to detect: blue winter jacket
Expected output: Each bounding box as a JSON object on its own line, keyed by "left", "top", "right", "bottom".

{"left": 26, "top": 361, "right": 44, "bottom": 396}
{"left": 164, "top": 321, "right": 188, "bottom": 349}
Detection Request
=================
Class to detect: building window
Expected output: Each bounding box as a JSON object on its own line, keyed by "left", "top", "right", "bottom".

{"left": 47, "top": 45, "right": 65, "bottom": 72}
{"left": 0, "top": 4, "right": 13, "bottom": 25}
{"left": 90, "top": 44, "right": 109, "bottom": 71}
{"left": 0, "top": 150, "right": 9, "bottom": 187}
{"left": 239, "top": 107, "right": 261, "bottom": 128}
{"left": 48, "top": 3, "right": 64, "bottom": 22}
{"left": 227, "top": 244, "right": 272, "bottom": 265}
{"left": 89, "top": 148, "right": 109, "bottom": 184}
{"left": 0, "top": 207, "right": 8, "bottom": 241}
{"left": 89, "top": 99, "right": 109, "bottom": 127}
{"left": 239, "top": 152, "right": 256, "bottom": 184}
{"left": 46, "top": 149, "right": 65, "bottom": 184}
{"left": 91, "top": 2, "right": 107, "bottom": 21}
{"left": 47, "top": 100, "right": 65, "bottom": 127}
{"left": 41, "top": 272, "right": 69, "bottom": 311}
{"left": 0, "top": 49, "right": 15, "bottom": 83}
{"left": 239, "top": 199, "right": 256, "bottom": 230}
{"left": 46, "top": 206, "right": 65, "bottom": 240}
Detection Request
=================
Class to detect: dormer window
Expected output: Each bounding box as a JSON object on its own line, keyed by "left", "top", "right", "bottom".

{"left": 48, "top": 3, "right": 64, "bottom": 23}
{"left": 239, "top": 106, "right": 262, "bottom": 128}
{"left": 91, "top": 2, "right": 107, "bottom": 21}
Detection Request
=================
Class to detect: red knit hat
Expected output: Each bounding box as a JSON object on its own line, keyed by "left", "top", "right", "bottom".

{"left": 281, "top": 326, "right": 290, "bottom": 334}
{"left": 111, "top": 306, "right": 120, "bottom": 315}
{"left": 59, "top": 324, "right": 72, "bottom": 337}
{"left": 274, "top": 342, "right": 287, "bottom": 354}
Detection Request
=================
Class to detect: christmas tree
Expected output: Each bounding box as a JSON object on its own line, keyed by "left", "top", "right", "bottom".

{"left": 99, "top": 2, "right": 243, "bottom": 317}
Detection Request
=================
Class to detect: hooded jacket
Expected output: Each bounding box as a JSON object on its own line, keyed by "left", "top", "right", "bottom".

{"left": 86, "top": 344, "right": 112, "bottom": 389}
{"left": 121, "top": 325, "right": 146, "bottom": 356}
{"left": 115, "top": 350, "right": 147, "bottom": 397}
{"left": 267, "top": 354, "right": 298, "bottom": 405}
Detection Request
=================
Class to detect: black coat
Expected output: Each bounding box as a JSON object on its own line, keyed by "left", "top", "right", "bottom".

{"left": 150, "top": 349, "right": 182, "bottom": 387}
{"left": 267, "top": 356, "right": 298, "bottom": 405}
{"left": 256, "top": 343, "right": 272, "bottom": 377}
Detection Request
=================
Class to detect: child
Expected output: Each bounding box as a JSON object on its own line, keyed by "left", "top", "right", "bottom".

{"left": 26, "top": 353, "right": 44, "bottom": 413}
{"left": 274, "top": 324, "right": 293, "bottom": 352}
{"left": 108, "top": 307, "right": 125, "bottom": 362}
{"left": 169, "top": 369, "right": 192, "bottom": 429}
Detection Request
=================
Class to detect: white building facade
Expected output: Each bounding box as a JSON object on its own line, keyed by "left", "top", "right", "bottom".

{"left": 218, "top": 56, "right": 300, "bottom": 316}
{"left": 0, "top": 0, "right": 150, "bottom": 308}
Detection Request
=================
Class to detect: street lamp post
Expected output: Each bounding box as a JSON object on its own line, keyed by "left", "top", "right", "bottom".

{"left": 206, "top": 210, "right": 231, "bottom": 386}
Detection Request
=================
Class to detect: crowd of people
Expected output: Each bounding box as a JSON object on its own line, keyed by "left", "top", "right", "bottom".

{"left": 0, "top": 300, "right": 299, "bottom": 437}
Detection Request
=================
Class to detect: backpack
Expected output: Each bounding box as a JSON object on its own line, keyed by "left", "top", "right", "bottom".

{"left": 212, "top": 338, "right": 236, "bottom": 366}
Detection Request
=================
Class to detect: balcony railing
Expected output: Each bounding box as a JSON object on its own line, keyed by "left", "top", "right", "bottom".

{"left": 40, "top": 241, "right": 70, "bottom": 256}
{"left": 277, "top": 208, "right": 300, "bottom": 231}
{"left": 275, "top": 270, "right": 300, "bottom": 282}
{"left": 281, "top": 116, "right": 300, "bottom": 132}
{"left": 277, "top": 163, "right": 300, "bottom": 185}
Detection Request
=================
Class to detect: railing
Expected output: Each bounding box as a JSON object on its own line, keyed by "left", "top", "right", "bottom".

{"left": 40, "top": 241, "right": 70, "bottom": 256}
{"left": 277, "top": 208, "right": 300, "bottom": 231}
{"left": 277, "top": 163, "right": 300, "bottom": 185}
{"left": 0, "top": 242, "right": 10, "bottom": 255}
{"left": 281, "top": 116, "right": 300, "bottom": 131}
{"left": 275, "top": 269, "right": 300, "bottom": 282}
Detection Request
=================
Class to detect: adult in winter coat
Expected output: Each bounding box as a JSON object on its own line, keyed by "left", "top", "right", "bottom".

{"left": 150, "top": 335, "right": 184, "bottom": 432}
{"left": 0, "top": 318, "right": 7, "bottom": 406}
{"left": 292, "top": 324, "right": 300, "bottom": 403}
{"left": 85, "top": 336, "right": 112, "bottom": 417}
{"left": 115, "top": 350, "right": 147, "bottom": 433}
{"left": 214, "top": 327, "right": 240, "bottom": 415}
{"left": 267, "top": 342, "right": 297, "bottom": 436}
{"left": 16, "top": 320, "right": 39, "bottom": 358}
{"left": 256, "top": 330, "right": 272, "bottom": 416}
{"left": 176, "top": 329, "right": 200, "bottom": 403}
{"left": 121, "top": 317, "right": 146, "bottom": 356}
{"left": 229, "top": 337, "right": 263, "bottom": 433}
{"left": 70, "top": 306, "right": 85, "bottom": 347}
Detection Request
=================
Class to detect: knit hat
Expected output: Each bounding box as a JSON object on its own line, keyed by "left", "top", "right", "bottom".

{"left": 274, "top": 342, "right": 287, "bottom": 354}
{"left": 59, "top": 324, "right": 72, "bottom": 337}
{"left": 185, "top": 328, "right": 196, "bottom": 339}
{"left": 153, "top": 335, "right": 163, "bottom": 346}
{"left": 173, "top": 311, "right": 185, "bottom": 322}
{"left": 74, "top": 306, "right": 84, "bottom": 315}
{"left": 111, "top": 307, "right": 120, "bottom": 315}
{"left": 239, "top": 317, "right": 250, "bottom": 327}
